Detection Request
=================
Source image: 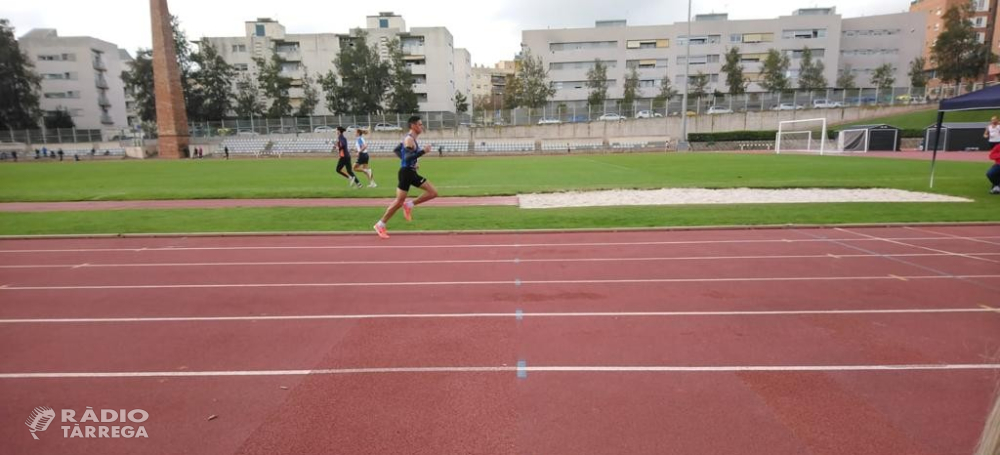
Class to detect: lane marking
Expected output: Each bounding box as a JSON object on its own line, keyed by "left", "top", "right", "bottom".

{"left": 2, "top": 364, "right": 998, "bottom": 379}
{"left": 4, "top": 275, "right": 1000, "bottom": 291}
{"left": 0, "top": 308, "right": 993, "bottom": 324}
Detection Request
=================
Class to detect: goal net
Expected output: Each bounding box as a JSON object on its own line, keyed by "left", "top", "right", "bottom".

{"left": 836, "top": 128, "right": 869, "bottom": 153}
{"left": 776, "top": 118, "right": 828, "bottom": 155}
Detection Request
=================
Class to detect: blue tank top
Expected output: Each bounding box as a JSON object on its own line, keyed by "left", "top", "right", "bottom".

{"left": 399, "top": 133, "right": 421, "bottom": 169}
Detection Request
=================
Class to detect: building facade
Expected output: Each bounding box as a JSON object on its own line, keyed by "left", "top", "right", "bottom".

{"left": 910, "top": 0, "right": 1000, "bottom": 84}
{"left": 201, "top": 12, "right": 472, "bottom": 115}
{"left": 18, "top": 29, "right": 129, "bottom": 129}
{"left": 522, "top": 8, "right": 927, "bottom": 106}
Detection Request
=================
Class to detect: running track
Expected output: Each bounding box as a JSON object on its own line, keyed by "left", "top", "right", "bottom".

{"left": 1, "top": 225, "right": 999, "bottom": 454}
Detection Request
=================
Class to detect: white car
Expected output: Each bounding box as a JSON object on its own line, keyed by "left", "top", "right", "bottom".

{"left": 772, "top": 103, "right": 804, "bottom": 111}
{"left": 812, "top": 99, "right": 843, "bottom": 109}
{"left": 313, "top": 126, "right": 336, "bottom": 133}
{"left": 538, "top": 118, "right": 562, "bottom": 125}
{"left": 635, "top": 110, "right": 664, "bottom": 119}
{"left": 374, "top": 123, "right": 403, "bottom": 132}
{"left": 598, "top": 113, "right": 625, "bottom": 121}
{"left": 706, "top": 106, "right": 734, "bottom": 115}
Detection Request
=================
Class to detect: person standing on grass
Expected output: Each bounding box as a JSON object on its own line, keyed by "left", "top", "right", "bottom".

{"left": 985, "top": 117, "right": 1000, "bottom": 194}
{"left": 334, "top": 126, "right": 361, "bottom": 188}
{"left": 373, "top": 115, "right": 439, "bottom": 239}
{"left": 352, "top": 128, "right": 376, "bottom": 188}
{"left": 224, "top": 146, "right": 230, "bottom": 160}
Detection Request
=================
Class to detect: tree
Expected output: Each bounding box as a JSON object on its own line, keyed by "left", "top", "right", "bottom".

{"left": 503, "top": 73, "right": 521, "bottom": 111}
{"left": 722, "top": 47, "right": 745, "bottom": 95}
{"left": 121, "top": 15, "right": 200, "bottom": 122}
{"left": 253, "top": 52, "right": 292, "bottom": 118}
{"left": 586, "top": 59, "right": 609, "bottom": 109}
{"left": 689, "top": 71, "right": 709, "bottom": 99}
{"left": 296, "top": 69, "right": 319, "bottom": 117}
{"left": 760, "top": 49, "right": 790, "bottom": 93}
{"left": 386, "top": 38, "right": 418, "bottom": 114}
{"left": 870, "top": 63, "right": 895, "bottom": 90}
{"left": 837, "top": 65, "right": 857, "bottom": 90}
{"left": 122, "top": 49, "right": 156, "bottom": 122}
{"left": 908, "top": 57, "right": 928, "bottom": 89}
{"left": 933, "top": 4, "right": 997, "bottom": 86}
{"left": 43, "top": 107, "right": 75, "bottom": 129}
{"left": 330, "top": 31, "right": 391, "bottom": 115}
{"left": 797, "top": 47, "right": 827, "bottom": 90}
{"left": 234, "top": 73, "right": 264, "bottom": 118}
{"left": 653, "top": 75, "right": 677, "bottom": 109}
{"left": 190, "top": 41, "right": 234, "bottom": 121}
{"left": 0, "top": 19, "right": 42, "bottom": 130}
{"left": 621, "top": 67, "right": 640, "bottom": 114}
{"left": 453, "top": 91, "right": 469, "bottom": 114}
{"left": 507, "top": 50, "right": 554, "bottom": 109}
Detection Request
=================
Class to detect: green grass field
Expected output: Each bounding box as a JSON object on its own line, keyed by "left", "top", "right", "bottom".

{"left": 837, "top": 108, "right": 1000, "bottom": 129}
{"left": 0, "top": 153, "right": 997, "bottom": 235}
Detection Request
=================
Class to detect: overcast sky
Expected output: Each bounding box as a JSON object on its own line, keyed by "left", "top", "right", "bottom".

{"left": 5, "top": 0, "right": 911, "bottom": 65}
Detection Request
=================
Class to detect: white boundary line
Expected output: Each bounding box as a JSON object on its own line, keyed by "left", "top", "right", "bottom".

{"left": 2, "top": 363, "right": 998, "bottom": 379}
{"left": 0, "top": 308, "right": 994, "bottom": 324}
{"left": 3, "top": 236, "right": 1000, "bottom": 254}
{"left": 837, "top": 228, "right": 1000, "bottom": 264}
{"left": 2, "top": 252, "right": 999, "bottom": 270}
{"left": 3, "top": 275, "right": 1000, "bottom": 291}
{"left": 904, "top": 226, "right": 1000, "bottom": 247}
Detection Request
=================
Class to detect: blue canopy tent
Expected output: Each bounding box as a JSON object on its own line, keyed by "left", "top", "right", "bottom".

{"left": 930, "top": 85, "right": 1000, "bottom": 187}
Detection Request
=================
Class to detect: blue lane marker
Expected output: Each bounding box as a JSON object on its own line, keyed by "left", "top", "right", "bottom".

{"left": 515, "top": 278, "right": 522, "bottom": 287}
{"left": 515, "top": 309, "right": 524, "bottom": 321}
{"left": 517, "top": 360, "right": 528, "bottom": 379}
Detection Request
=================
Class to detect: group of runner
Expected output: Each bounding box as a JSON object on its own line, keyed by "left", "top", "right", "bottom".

{"left": 330, "top": 116, "right": 438, "bottom": 239}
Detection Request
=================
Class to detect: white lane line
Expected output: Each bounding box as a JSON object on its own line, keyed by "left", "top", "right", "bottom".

{"left": 3, "top": 253, "right": 1000, "bottom": 270}
{"left": 839, "top": 228, "right": 1000, "bottom": 265}
{"left": 3, "top": 236, "right": 1000, "bottom": 254}
{"left": 0, "top": 308, "right": 994, "bottom": 324}
{"left": 904, "top": 226, "right": 1000, "bottom": 247}
{"left": 4, "top": 275, "right": 1000, "bottom": 291}
{"left": 2, "top": 364, "right": 998, "bottom": 379}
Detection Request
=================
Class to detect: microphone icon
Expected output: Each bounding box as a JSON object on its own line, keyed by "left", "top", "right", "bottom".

{"left": 25, "top": 407, "right": 55, "bottom": 440}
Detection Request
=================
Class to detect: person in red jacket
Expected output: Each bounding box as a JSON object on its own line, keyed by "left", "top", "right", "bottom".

{"left": 988, "top": 145, "right": 1000, "bottom": 195}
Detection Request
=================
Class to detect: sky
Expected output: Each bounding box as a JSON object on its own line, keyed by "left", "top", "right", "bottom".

{"left": 4, "top": 0, "right": 912, "bottom": 66}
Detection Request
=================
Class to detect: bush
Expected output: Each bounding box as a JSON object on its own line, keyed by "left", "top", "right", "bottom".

{"left": 688, "top": 131, "right": 778, "bottom": 142}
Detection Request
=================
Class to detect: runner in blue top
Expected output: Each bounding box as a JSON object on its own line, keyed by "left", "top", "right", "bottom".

{"left": 352, "top": 129, "right": 376, "bottom": 188}
{"left": 374, "top": 115, "right": 439, "bottom": 239}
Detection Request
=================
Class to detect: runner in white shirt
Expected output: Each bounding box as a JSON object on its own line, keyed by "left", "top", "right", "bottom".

{"left": 352, "top": 129, "right": 376, "bottom": 188}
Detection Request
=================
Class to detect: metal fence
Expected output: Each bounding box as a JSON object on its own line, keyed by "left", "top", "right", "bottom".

{"left": 3, "top": 84, "right": 997, "bottom": 144}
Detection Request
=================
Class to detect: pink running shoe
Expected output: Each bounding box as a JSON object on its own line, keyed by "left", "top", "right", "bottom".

{"left": 403, "top": 201, "right": 414, "bottom": 222}
{"left": 374, "top": 223, "right": 389, "bottom": 239}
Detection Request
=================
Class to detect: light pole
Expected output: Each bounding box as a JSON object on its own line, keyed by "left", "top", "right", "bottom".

{"left": 678, "top": 0, "right": 692, "bottom": 150}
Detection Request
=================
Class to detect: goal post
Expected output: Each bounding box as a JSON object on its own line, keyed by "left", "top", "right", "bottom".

{"left": 776, "top": 118, "right": 828, "bottom": 155}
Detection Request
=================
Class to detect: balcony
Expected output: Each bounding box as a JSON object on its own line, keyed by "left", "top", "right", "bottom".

{"left": 92, "top": 58, "right": 106, "bottom": 71}
{"left": 277, "top": 49, "right": 302, "bottom": 61}
{"left": 95, "top": 77, "right": 110, "bottom": 89}
{"left": 98, "top": 94, "right": 112, "bottom": 107}
{"left": 406, "top": 64, "right": 427, "bottom": 75}
{"left": 100, "top": 114, "right": 114, "bottom": 125}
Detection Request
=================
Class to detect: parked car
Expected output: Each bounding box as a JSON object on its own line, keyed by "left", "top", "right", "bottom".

{"left": 706, "top": 106, "right": 734, "bottom": 115}
{"left": 812, "top": 99, "right": 843, "bottom": 109}
{"left": 236, "top": 129, "right": 259, "bottom": 136}
{"left": 538, "top": 117, "right": 562, "bottom": 125}
{"left": 772, "top": 103, "right": 804, "bottom": 111}
{"left": 635, "top": 110, "right": 664, "bottom": 119}
{"left": 374, "top": 123, "right": 403, "bottom": 132}
{"left": 598, "top": 113, "right": 625, "bottom": 121}
{"left": 313, "top": 126, "right": 336, "bottom": 133}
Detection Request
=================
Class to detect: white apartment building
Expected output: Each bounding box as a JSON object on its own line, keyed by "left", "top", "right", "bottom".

{"left": 201, "top": 12, "right": 472, "bottom": 115}
{"left": 522, "top": 8, "right": 927, "bottom": 106}
{"left": 18, "top": 29, "right": 129, "bottom": 129}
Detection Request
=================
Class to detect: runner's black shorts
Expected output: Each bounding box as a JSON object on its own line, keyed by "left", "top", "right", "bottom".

{"left": 337, "top": 156, "right": 352, "bottom": 172}
{"left": 397, "top": 167, "right": 426, "bottom": 191}
{"left": 356, "top": 153, "right": 370, "bottom": 165}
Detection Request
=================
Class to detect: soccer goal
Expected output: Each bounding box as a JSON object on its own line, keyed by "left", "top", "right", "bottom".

{"left": 775, "top": 118, "right": 828, "bottom": 155}
{"left": 837, "top": 127, "right": 900, "bottom": 152}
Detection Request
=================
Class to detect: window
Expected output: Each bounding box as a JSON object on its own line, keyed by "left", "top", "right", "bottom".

{"left": 276, "top": 43, "right": 300, "bottom": 53}
{"left": 255, "top": 24, "right": 266, "bottom": 37}
{"left": 782, "top": 29, "right": 826, "bottom": 39}
{"left": 978, "top": 32, "right": 987, "bottom": 43}
{"left": 785, "top": 48, "right": 825, "bottom": 58}
{"left": 43, "top": 91, "right": 79, "bottom": 99}
{"left": 549, "top": 60, "right": 617, "bottom": 71}
{"left": 232, "top": 44, "right": 247, "bottom": 53}
{"left": 974, "top": 0, "right": 989, "bottom": 12}
{"left": 740, "top": 52, "right": 768, "bottom": 63}
{"left": 626, "top": 59, "right": 668, "bottom": 69}
{"left": 379, "top": 19, "right": 389, "bottom": 28}
{"left": 550, "top": 80, "right": 617, "bottom": 90}
{"left": 550, "top": 41, "right": 618, "bottom": 52}
{"left": 626, "top": 39, "right": 669, "bottom": 49}
{"left": 280, "top": 63, "right": 300, "bottom": 73}
{"left": 737, "top": 33, "right": 775, "bottom": 43}
{"left": 639, "top": 79, "right": 657, "bottom": 88}
{"left": 677, "top": 35, "right": 721, "bottom": 46}
{"left": 971, "top": 16, "right": 988, "bottom": 28}
{"left": 677, "top": 55, "right": 720, "bottom": 65}
{"left": 234, "top": 63, "right": 249, "bottom": 71}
